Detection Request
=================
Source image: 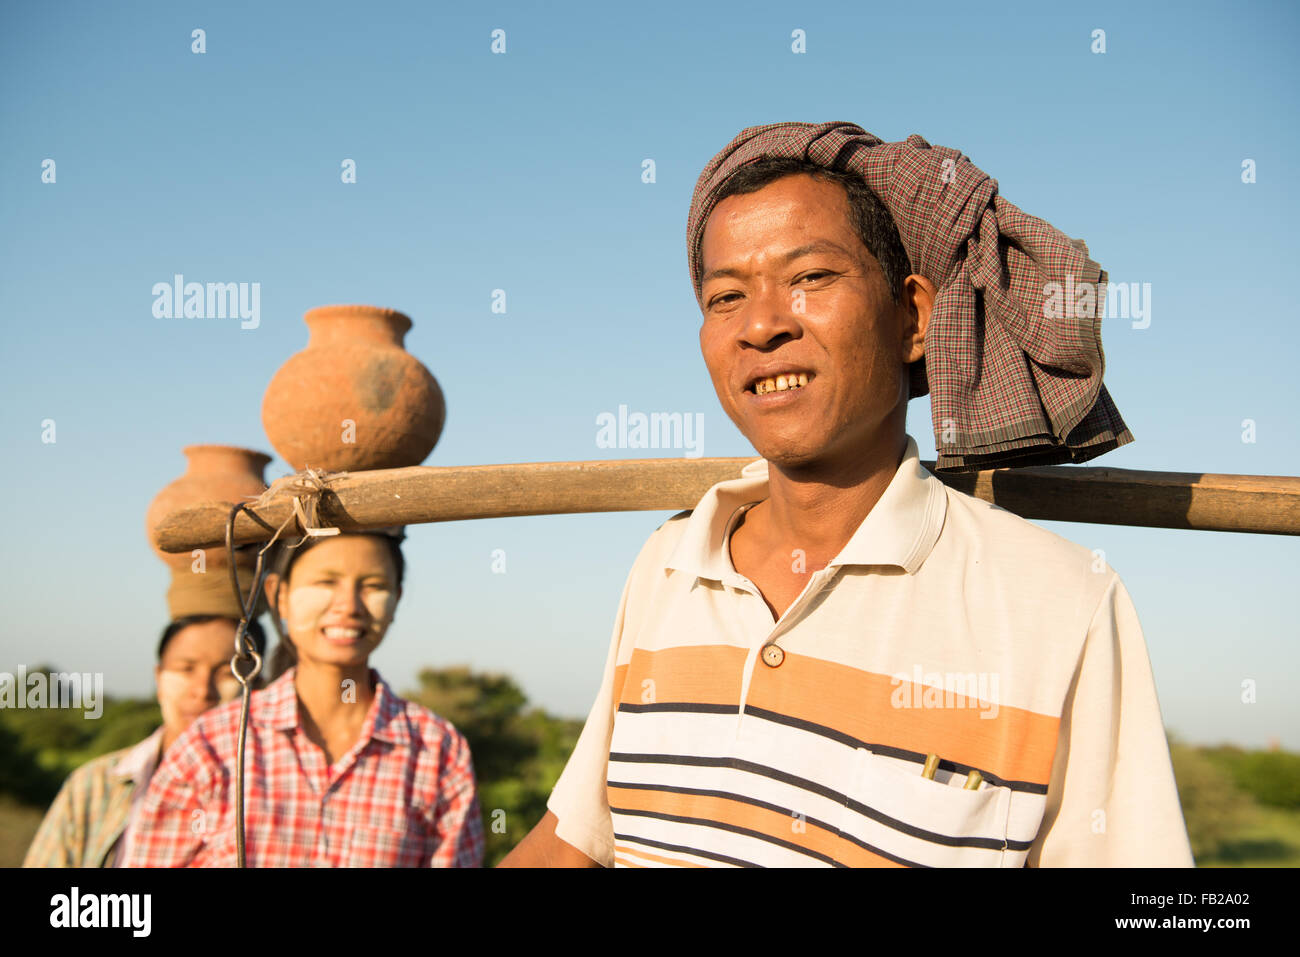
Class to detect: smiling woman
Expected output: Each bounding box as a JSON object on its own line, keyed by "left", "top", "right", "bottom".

{"left": 121, "top": 531, "right": 485, "bottom": 868}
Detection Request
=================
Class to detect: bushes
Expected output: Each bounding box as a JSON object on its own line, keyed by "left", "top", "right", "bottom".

{"left": 0, "top": 697, "right": 161, "bottom": 795}
{"left": 0, "top": 720, "right": 61, "bottom": 806}
{"left": 1201, "top": 745, "right": 1300, "bottom": 809}
{"left": 1168, "top": 736, "right": 1256, "bottom": 861}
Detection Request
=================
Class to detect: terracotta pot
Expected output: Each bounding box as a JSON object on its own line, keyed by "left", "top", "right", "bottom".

{"left": 146, "top": 445, "right": 271, "bottom": 571}
{"left": 261, "top": 304, "right": 445, "bottom": 471}
{"left": 167, "top": 561, "right": 267, "bottom": 620}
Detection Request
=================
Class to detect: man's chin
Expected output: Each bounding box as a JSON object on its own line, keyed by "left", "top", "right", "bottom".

{"left": 747, "top": 436, "right": 826, "bottom": 472}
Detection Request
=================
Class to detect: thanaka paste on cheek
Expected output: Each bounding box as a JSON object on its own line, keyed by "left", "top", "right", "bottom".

{"left": 286, "top": 584, "right": 395, "bottom": 638}
{"left": 287, "top": 584, "right": 334, "bottom": 635}
{"left": 156, "top": 670, "right": 192, "bottom": 733}
{"left": 362, "top": 588, "right": 396, "bottom": 625}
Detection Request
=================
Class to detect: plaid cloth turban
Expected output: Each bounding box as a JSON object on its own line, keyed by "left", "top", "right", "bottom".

{"left": 686, "top": 121, "right": 1134, "bottom": 472}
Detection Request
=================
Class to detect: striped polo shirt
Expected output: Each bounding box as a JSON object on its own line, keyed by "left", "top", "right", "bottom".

{"left": 547, "top": 433, "right": 1193, "bottom": 868}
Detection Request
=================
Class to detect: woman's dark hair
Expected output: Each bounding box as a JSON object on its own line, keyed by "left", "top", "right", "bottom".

{"left": 157, "top": 616, "right": 267, "bottom": 661}
{"left": 706, "top": 156, "right": 914, "bottom": 306}
{"left": 266, "top": 532, "right": 405, "bottom": 680}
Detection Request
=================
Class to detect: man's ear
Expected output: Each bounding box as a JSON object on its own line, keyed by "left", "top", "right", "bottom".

{"left": 900, "top": 273, "right": 937, "bottom": 364}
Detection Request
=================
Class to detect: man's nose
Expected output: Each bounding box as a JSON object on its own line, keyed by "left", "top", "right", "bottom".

{"left": 739, "top": 280, "right": 801, "bottom": 348}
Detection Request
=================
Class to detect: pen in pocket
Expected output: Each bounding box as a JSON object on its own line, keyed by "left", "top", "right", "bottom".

{"left": 921, "top": 753, "right": 984, "bottom": 790}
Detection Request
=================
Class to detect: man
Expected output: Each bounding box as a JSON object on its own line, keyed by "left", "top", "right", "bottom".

{"left": 501, "top": 122, "right": 1192, "bottom": 867}
{"left": 23, "top": 614, "right": 266, "bottom": 867}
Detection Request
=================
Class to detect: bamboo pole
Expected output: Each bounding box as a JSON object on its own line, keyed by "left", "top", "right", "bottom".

{"left": 153, "top": 458, "right": 1300, "bottom": 554}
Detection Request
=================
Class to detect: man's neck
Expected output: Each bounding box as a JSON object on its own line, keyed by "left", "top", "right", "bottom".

{"left": 754, "top": 428, "right": 908, "bottom": 560}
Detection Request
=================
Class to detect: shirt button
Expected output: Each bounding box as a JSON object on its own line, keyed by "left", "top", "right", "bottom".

{"left": 761, "top": 644, "right": 785, "bottom": 668}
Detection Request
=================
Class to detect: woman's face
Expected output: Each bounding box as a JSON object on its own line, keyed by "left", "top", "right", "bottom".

{"left": 277, "top": 536, "right": 400, "bottom": 669}
{"left": 155, "top": 619, "right": 242, "bottom": 742}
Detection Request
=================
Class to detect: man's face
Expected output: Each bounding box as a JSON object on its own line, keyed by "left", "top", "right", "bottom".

{"left": 698, "top": 173, "right": 918, "bottom": 469}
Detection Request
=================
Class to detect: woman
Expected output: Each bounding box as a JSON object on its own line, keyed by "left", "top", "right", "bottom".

{"left": 23, "top": 614, "right": 267, "bottom": 867}
{"left": 123, "top": 530, "right": 484, "bottom": 867}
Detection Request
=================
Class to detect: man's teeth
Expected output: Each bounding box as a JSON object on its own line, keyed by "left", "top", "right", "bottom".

{"left": 324, "top": 627, "right": 364, "bottom": 639}
{"left": 754, "top": 373, "right": 809, "bottom": 395}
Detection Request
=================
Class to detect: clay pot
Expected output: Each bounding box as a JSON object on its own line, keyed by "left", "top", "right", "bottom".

{"left": 261, "top": 305, "right": 445, "bottom": 471}
{"left": 146, "top": 445, "right": 271, "bottom": 572}
{"left": 166, "top": 562, "right": 260, "bottom": 620}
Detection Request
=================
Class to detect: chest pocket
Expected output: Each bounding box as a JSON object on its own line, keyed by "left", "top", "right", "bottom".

{"left": 837, "top": 748, "right": 1011, "bottom": 868}
{"left": 344, "top": 822, "right": 429, "bottom": 867}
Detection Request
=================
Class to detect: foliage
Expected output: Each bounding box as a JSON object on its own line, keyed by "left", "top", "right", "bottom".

{"left": 1200, "top": 744, "right": 1300, "bottom": 809}
{"left": 1168, "top": 735, "right": 1256, "bottom": 861}
{"left": 0, "top": 696, "right": 161, "bottom": 794}
{"left": 0, "top": 719, "right": 61, "bottom": 805}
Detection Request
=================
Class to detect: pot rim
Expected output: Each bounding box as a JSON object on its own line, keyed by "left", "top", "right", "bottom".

{"left": 303, "top": 304, "right": 413, "bottom": 335}
{"left": 180, "top": 444, "right": 274, "bottom": 467}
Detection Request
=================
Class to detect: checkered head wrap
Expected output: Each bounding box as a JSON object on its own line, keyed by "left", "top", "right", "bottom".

{"left": 686, "top": 121, "right": 1134, "bottom": 472}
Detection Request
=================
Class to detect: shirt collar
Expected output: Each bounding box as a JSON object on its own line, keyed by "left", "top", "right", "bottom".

{"left": 252, "top": 665, "right": 409, "bottom": 746}
{"left": 110, "top": 725, "right": 166, "bottom": 784}
{"left": 665, "top": 432, "right": 947, "bottom": 582}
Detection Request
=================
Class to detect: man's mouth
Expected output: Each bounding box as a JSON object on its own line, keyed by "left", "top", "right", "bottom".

{"left": 747, "top": 371, "right": 812, "bottom": 395}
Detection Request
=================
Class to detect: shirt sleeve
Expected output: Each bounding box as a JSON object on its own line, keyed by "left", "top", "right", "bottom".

{"left": 431, "top": 727, "right": 485, "bottom": 868}
{"left": 120, "top": 725, "right": 215, "bottom": 868}
{"left": 1028, "top": 571, "right": 1195, "bottom": 867}
{"left": 22, "top": 775, "right": 80, "bottom": 868}
{"left": 545, "top": 563, "right": 635, "bottom": 868}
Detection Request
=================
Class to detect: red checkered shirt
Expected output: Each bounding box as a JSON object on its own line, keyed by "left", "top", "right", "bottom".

{"left": 122, "top": 667, "right": 484, "bottom": 867}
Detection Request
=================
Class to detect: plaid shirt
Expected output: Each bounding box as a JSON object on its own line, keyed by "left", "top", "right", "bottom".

{"left": 122, "top": 667, "right": 484, "bottom": 867}
{"left": 22, "top": 728, "right": 164, "bottom": 868}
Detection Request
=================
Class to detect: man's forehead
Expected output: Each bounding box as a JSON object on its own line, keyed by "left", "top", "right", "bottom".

{"left": 702, "top": 177, "right": 857, "bottom": 260}
{"left": 707, "top": 173, "right": 847, "bottom": 223}
{"left": 700, "top": 238, "right": 861, "bottom": 283}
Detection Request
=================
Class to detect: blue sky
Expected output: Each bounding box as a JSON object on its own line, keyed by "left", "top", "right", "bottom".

{"left": 1, "top": 0, "right": 1297, "bottom": 748}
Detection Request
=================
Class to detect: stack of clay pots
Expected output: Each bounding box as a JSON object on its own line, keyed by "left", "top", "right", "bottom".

{"left": 146, "top": 304, "right": 444, "bottom": 623}
{"left": 146, "top": 445, "right": 271, "bottom": 620}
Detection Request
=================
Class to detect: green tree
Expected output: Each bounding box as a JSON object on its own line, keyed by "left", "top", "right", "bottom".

{"left": 0, "top": 718, "right": 61, "bottom": 805}
{"left": 1168, "top": 734, "right": 1255, "bottom": 862}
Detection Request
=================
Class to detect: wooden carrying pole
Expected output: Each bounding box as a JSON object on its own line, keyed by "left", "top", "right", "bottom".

{"left": 152, "top": 458, "right": 1300, "bottom": 555}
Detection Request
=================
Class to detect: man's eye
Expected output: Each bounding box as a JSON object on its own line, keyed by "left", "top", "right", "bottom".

{"left": 712, "top": 293, "right": 739, "bottom": 306}
{"left": 799, "top": 271, "right": 830, "bottom": 282}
